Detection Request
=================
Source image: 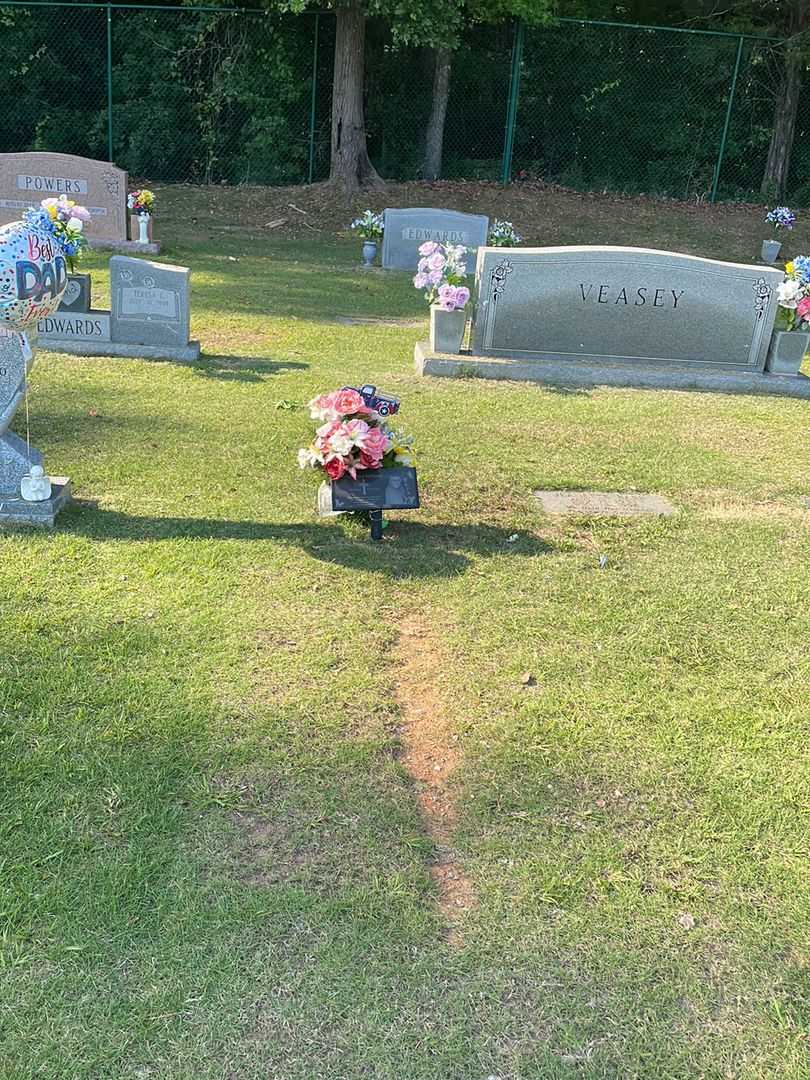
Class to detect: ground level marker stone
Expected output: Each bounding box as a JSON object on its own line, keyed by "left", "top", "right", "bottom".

{"left": 534, "top": 491, "right": 676, "bottom": 516}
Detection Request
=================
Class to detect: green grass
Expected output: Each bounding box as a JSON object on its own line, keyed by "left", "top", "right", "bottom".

{"left": 1, "top": 194, "right": 809, "bottom": 1078}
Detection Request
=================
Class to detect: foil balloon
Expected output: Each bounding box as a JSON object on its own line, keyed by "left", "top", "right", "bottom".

{"left": 0, "top": 217, "right": 67, "bottom": 333}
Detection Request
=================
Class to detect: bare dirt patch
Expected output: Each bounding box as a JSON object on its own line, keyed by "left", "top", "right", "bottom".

{"left": 156, "top": 178, "right": 794, "bottom": 264}
{"left": 392, "top": 614, "right": 474, "bottom": 944}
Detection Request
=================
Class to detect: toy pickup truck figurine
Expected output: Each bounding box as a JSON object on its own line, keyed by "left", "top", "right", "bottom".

{"left": 343, "top": 384, "right": 401, "bottom": 418}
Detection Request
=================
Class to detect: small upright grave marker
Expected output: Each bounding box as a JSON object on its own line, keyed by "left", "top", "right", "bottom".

{"left": 37, "top": 255, "right": 200, "bottom": 361}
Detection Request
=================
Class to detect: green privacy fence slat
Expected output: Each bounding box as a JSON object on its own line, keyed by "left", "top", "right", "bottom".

{"left": 0, "top": 4, "right": 803, "bottom": 202}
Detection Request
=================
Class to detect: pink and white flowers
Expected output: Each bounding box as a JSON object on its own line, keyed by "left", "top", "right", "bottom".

{"left": 413, "top": 241, "right": 470, "bottom": 311}
{"left": 298, "top": 387, "right": 415, "bottom": 482}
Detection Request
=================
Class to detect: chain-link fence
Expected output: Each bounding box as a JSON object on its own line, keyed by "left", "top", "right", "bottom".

{"left": 1, "top": 2, "right": 808, "bottom": 203}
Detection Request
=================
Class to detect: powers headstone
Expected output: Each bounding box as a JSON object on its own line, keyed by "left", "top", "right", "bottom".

{"left": 472, "top": 246, "right": 782, "bottom": 371}
{"left": 109, "top": 256, "right": 191, "bottom": 349}
{"left": 0, "top": 152, "right": 127, "bottom": 242}
{"left": 382, "top": 208, "right": 488, "bottom": 274}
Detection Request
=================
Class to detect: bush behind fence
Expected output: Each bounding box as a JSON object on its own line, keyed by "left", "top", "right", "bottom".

{"left": 2, "top": 1, "right": 809, "bottom": 204}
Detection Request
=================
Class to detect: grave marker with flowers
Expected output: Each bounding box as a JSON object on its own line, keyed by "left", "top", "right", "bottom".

{"left": 299, "top": 386, "right": 418, "bottom": 540}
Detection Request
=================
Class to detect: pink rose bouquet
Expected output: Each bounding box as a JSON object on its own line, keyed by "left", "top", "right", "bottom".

{"left": 412, "top": 241, "right": 470, "bottom": 311}
{"left": 298, "top": 387, "right": 415, "bottom": 482}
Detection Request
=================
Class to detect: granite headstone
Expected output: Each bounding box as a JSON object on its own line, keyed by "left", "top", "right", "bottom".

{"left": 109, "top": 256, "right": 191, "bottom": 348}
{"left": 472, "top": 246, "right": 782, "bottom": 370}
{"left": 382, "top": 208, "right": 488, "bottom": 274}
{"left": 58, "top": 273, "right": 92, "bottom": 313}
{"left": 0, "top": 328, "right": 71, "bottom": 525}
{"left": 0, "top": 152, "right": 127, "bottom": 242}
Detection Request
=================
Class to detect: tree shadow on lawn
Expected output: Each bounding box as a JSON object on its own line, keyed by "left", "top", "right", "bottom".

{"left": 189, "top": 354, "right": 309, "bottom": 383}
{"left": 62, "top": 509, "right": 555, "bottom": 579}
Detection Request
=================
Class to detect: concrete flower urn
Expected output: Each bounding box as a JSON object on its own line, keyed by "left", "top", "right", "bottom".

{"left": 761, "top": 239, "right": 782, "bottom": 264}
{"left": 361, "top": 240, "right": 377, "bottom": 268}
{"left": 766, "top": 328, "right": 810, "bottom": 375}
{"left": 429, "top": 304, "right": 467, "bottom": 354}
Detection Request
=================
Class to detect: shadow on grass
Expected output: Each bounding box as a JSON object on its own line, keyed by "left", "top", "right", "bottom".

{"left": 62, "top": 509, "right": 555, "bottom": 579}
{"left": 191, "top": 354, "right": 309, "bottom": 382}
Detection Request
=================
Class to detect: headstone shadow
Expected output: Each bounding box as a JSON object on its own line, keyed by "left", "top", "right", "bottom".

{"left": 190, "top": 354, "right": 309, "bottom": 382}
{"left": 61, "top": 508, "right": 555, "bottom": 579}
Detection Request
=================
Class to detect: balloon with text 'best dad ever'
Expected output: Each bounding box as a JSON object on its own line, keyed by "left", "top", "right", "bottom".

{"left": 0, "top": 218, "right": 67, "bottom": 332}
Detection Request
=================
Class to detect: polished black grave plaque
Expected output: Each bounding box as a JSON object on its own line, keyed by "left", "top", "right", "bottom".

{"left": 330, "top": 466, "right": 419, "bottom": 511}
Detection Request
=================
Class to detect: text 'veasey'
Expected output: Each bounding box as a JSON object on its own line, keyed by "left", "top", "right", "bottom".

{"left": 579, "top": 284, "right": 685, "bottom": 308}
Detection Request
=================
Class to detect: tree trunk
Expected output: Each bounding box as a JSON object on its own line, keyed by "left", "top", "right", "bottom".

{"left": 422, "top": 48, "right": 452, "bottom": 180}
{"left": 760, "top": 46, "right": 803, "bottom": 199}
{"left": 761, "top": 2, "right": 809, "bottom": 200}
{"left": 330, "top": 0, "right": 382, "bottom": 191}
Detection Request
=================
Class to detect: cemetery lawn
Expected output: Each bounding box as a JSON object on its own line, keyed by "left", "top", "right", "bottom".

{"left": 2, "top": 193, "right": 809, "bottom": 1079}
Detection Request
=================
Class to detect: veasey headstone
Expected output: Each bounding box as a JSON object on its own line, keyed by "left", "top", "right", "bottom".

{"left": 382, "top": 208, "right": 488, "bottom": 273}
{"left": 110, "top": 255, "right": 191, "bottom": 348}
{"left": 472, "top": 246, "right": 781, "bottom": 370}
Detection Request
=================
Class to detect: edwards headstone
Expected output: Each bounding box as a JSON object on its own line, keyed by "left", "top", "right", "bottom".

{"left": 36, "top": 255, "right": 199, "bottom": 361}
{"left": 382, "top": 208, "right": 488, "bottom": 274}
{"left": 110, "top": 255, "right": 190, "bottom": 349}
{"left": 472, "top": 246, "right": 782, "bottom": 371}
{"left": 0, "top": 152, "right": 127, "bottom": 242}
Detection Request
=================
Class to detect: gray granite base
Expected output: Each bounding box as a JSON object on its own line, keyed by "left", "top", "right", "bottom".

{"left": 414, "top": 342, "right": 810, "bottom": 400}
{"left": 0, "top": 478, "right": 72, "bottom": 528}
{"left": 37, "top": 339, "right": 202, "bottom": 362}
{"left": 87, "top": 238, "right": 161, "bottom": 256}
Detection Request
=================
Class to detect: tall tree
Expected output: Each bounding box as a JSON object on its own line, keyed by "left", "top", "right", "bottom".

{"left": 420, "top": 1, "right": 554, "bottom": 183}
{"left": 759, "top": 2, "right": 810, "bottom": 197}
{"left": 282, "top": 0, "right": 463, "bottom": 190}
{"left": 659, "top": 0, "right": 810, "bottom": 198}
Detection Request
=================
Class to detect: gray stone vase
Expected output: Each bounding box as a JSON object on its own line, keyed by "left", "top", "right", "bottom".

{"left": 429, "top": 304, "right": 467, "bottom": 354}
{"left": 761, "top": 239, "right": 782, "bottom": 264}
{"left": 361, "top": 241, "right": 377, "bottom": 268}
{"left": 766, "top": 328, "right": 810, "bottom": 375}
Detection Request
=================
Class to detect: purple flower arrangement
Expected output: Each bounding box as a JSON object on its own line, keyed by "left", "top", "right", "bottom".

{"left": 412, "top": 241, "right": 470, "bottom": 312}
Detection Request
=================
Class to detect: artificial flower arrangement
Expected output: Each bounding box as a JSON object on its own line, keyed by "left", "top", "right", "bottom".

{"left": 350, "top": 210, "right": 383, "bottom": 240}
{"left": 24, "top": 196, "right": 90, "bottom": 272}
{"left": 128, "top": 189, "right": 155, "bottom": 216}
{"left": 298, "top": 387, "right": 415, "bottom": 482}
{"left": 412, "top": 241, "right": 470, "bottom": 311}
{"left": 488, "top": 219, "right": 522, "bottom": 246}
{"left": 766, "top": 206, "right": 796, "bottom": 234}
{"left": 776, "top": 256, "right": 810, "bottom": 330}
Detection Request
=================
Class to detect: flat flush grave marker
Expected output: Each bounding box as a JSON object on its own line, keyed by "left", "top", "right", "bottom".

{"left": 534, "top": 491, "right": 676, "bottom": 516}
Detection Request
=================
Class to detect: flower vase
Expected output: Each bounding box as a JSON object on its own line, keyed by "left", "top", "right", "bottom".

{"left": 429, "top": 304, "right": 467, "bottom": 354}
{"left": 766, "top": 328, "right": 810, "bottom": 375}
{"left": 362, "top": 240, "right": 377, "bottom": 268}
{"left": 761, "top": 239, "right": 782, "bottom": 264}
{"left": 138, "top": 214, "right": 151, "bottom": 244}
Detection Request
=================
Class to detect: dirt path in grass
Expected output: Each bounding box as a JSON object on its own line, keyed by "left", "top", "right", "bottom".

{"left": 392, "top": 615, "right": 473, "bottom": 945}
